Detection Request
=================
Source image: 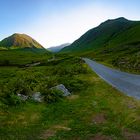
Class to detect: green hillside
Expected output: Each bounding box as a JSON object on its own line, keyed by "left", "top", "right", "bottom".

{"left": 83, "top": 23, "right": 140, "bottom": 73}
{"left": 61, "top": 17, "right": 140, "bottom": 53}
{"left": 0, "top": 33, "right": 45, "bottom": 49}
{"left": 107, "top": 23, "right": 140, "bottom": 47}
{"left": 61, "top": 17, "right": 140, "bottom": 73}
{"left": 0, "top": 49, "right": 51, "bottom": 66}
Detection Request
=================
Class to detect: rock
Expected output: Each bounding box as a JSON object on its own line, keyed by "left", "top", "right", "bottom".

{"left": 32, "top": 92, "right": 42, "bottom": 102}
{"left": 17, "top": 94, "right": 28, "bottom": 101}
{"left": 52, "top": 84, "right": 71, "bottom": 97}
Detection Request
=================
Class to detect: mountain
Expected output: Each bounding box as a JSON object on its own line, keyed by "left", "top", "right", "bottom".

{"left": 61, "top": 17, "right": 140, "bottom": 53}
{"left": 0, "top": 33, "right": 45, "bottom": 50}
{"left": 48, "top": 43, "right": 71, "bottom": 52}
{"left": 61, "top": 17, "right": 140, "bottom": 73}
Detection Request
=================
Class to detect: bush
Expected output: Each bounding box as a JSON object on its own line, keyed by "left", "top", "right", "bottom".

{"left": 0, "top": 99, "right": 8, "bottom": 109}
{"left": 49, "top": 58, "right": 89, "bottom": 76}
{"left": 3, "top": 78, "right": 32, "bottom": 96}
{"left": 45, "top": 77, "right": 58, "bottom": 88}
{"left": 2, "top": 92, "right": 22, "bottom": 106}
{"left": 3, "top": 60, "right": 10, "bottom": 66}
{"left": 43, "top": 89, "right": 63, "bottom": 104}
{"left": 59, "top": 76, "right": 88, "bottom": 92}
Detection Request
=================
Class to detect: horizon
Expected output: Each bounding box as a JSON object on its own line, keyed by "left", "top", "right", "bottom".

{"left": 0, "top": 0, "right": 140, "bottom": 48}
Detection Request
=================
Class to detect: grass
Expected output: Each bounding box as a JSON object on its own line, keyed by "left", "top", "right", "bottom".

{"left": 61, "top": 19, "right": 140, "bottom": 53}
{"left": 0, "top": 52, "right": 140, "bottom": 140}
{"left": 60, "top": 19, "right": 140, "bottom": 74}
{"left": 0, "top": 49, "right": 51, "bottom": 66}
{"left": 82, "top": 41, "right": 140, "bottom": 74}
{"left": 0, "top": 102, "right": 48, "bottom": 140}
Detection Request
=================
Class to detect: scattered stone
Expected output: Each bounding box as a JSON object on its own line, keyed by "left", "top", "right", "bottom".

{"left": 32, "top": 92, "right": 42, "bottom": 102}
{"left": 17, "top": 94, "right": 28, "bottom": 101}
{"left": 52, "top": 84, "right": 71, "bottom": 97}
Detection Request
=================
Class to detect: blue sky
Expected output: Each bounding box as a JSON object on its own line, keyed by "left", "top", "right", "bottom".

{"left": 0, "top": 0, "right": 140, "bottom": 48}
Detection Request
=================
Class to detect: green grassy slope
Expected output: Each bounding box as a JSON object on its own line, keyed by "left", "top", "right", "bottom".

{"left": 81, "top": 24, "right": 140, "bottom": 73}
{"left": 0, "top": 33, "right": 45, "bottom": 49}
{"left": 61, "top": 17, "right": 139, "bottom": 53}
{"left": 61, "top": 17, "right": 140, "bottom": 73}
{"left": 0, "top": 55, "right": 140, "bottom": 140}
{"left": 0, "top": 49, "right": 51, "bottom": 66}
{"left": 108, "top": 23, "right": 140, "bottom": 47}
{"left": 83, "top": 41, "right": 140, "bottom": 73}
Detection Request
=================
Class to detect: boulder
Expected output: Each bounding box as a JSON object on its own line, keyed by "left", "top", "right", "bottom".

{"left": 32, "top": 92, "right": 42, "bottom": 102}
{"left": 52, "top": 84, "right": 71, "bottom": 96}
{"left": 17, "top": 94, "right": 28, "bottom": 101}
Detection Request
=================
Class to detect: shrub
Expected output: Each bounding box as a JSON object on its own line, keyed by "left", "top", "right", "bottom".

{"left": 49, "top": 58, "right": 89, "bottom": 76}
{"left": 0, "top": 98, "right": 8, "bottom": 109}
{"left": 2, "top": 92, "right": 22, "bottom": 106}
{"left": 43, "top": 89, "right": 63, "bottom": 104}
{"left": 59, "top": 76, "right": 88, "bottom": 92}
{"left": 4, "top": 78, "right": 32, "bottom": 96}
{"left": 3, "top": 60, "right": 10, "bottom": 66}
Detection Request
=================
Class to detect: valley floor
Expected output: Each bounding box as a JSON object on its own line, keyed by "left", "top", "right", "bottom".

{"left": 0, "top": 55, "right": 140, "bottom": 140}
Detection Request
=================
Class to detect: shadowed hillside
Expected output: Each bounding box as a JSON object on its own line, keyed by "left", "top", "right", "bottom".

{"left": 61, "top": 17, "right": 140, "bottom": 73}
{"left": 61, "top": 17, "right": 140, "bottom": 53}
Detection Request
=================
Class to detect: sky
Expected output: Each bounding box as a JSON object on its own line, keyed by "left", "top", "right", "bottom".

{"left": 0, "top": 0, "right": 140, "bottom": 48}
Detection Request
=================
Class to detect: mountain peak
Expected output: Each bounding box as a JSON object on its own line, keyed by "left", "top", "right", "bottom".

{"left": 103, "top": 17, "right": 129, "bottom": 24}
{"left": 115, "top": 17, "right": 128, "bottom": 21}
{"left": 110, "top": 17, "right": 128, "bottom": 21}
{"left": 12, "top": 33, "right": 22, "bottom": 35}
{"left": 11, "top": 33, "right": 34, "bottom": 40}
{"left": 48, "top": 43, "right": 71, "bottom": 52}
{"left": 98, "top": 17, "right": 130, "bottom": 27}
{"left": 61, "top": 17, "right": 138, "bottom": 53}
{"left": 12, "top": 33, "right": 26, "bottom": 36}
{"left": 0, "top": 33, "right": 44, "bottom": 49}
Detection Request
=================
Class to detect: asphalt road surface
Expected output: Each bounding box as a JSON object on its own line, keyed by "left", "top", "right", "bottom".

{"left": 83, "top": 58, "right": 140, "bottom": 99}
